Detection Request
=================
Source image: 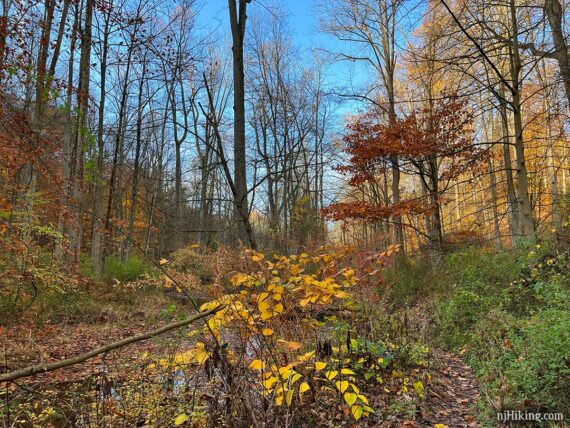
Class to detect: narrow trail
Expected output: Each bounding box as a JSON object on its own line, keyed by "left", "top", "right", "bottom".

{"left": 418, "top": 350, "right": 480, "bottom": 427}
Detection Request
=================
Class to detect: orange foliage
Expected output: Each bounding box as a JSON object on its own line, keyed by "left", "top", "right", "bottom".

{"left": 324, "top": 95, "right": 481, "bottom": 223}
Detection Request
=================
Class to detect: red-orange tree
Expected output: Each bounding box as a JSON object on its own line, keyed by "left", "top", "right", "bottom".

{"left": 324, "top": 95, "right": 483, "bottom": 248}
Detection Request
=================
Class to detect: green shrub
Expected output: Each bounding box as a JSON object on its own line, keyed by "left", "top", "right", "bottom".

{"left": 507, "top": 308, "right": 570, "bottom": 413}
{"left": 381, "top": 236, "right": 570, "bottom": 417}
{"left": 433, "top": 242, "right": 570, "bottom": 416}
{"left": 437, "top": 289, "right": 493, "bottom": 348}
{"left": 382, "top": 256, "right": 439, "bottom": 308}
{"left": 443, "top": 247, "right": 524, "bottom": 294}
{"left": 104, "top": 255, "right": 152, "bottom": 282}
{"left": 470, "top": 308, "right": 570, "bottom": 416}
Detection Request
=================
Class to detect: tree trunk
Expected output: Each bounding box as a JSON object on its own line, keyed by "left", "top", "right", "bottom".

{"left": 91, "top": 10, "right": 110, "bottom": 276}
{"left": 69, "top": 0, "right": 93, "bottom": 267}
{"left": 509, "top": 0, "right": 535, "bottom": 241}
{"left": 124, "top": 58, "right": 147, "bottom": 259}
{"left": 544, "top": 0, "right": 570, "bottom": 110}
{"left": 228, "top": 0, "right": 255, "bottom": 248}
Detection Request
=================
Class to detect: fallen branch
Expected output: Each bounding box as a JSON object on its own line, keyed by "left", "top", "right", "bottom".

{"left": 0, "top": 306, "right": 223, "bottom": 383}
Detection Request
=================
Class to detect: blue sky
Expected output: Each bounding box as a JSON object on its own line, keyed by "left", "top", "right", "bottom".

{"left": 192, "top": 0, "right": 428, "bottom": 124}
{"left": 194, "top": 0, "right": 370, "bottom": 114}
{"left": 197, "top": 0, "right": 322, "bottom": 46}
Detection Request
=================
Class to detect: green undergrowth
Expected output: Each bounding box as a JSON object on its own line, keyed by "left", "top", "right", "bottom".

{"left": 380, "top": 226, "right": 570, "bottom": 424}
{"left": 0, "top": 252, "right": 185, "bottom": 327}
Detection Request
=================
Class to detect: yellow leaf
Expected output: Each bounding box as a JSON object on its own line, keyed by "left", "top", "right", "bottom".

{"left": 285, "top": 390, "right": 294, "bottom": 406}
{"left": 263, "top": 376, "right": 278, "bottom": 390}
{"left": 351, "top": 405, "right": 363, "bottom": 421}
{"left": 335, "top": 380, "right": 349, "bottom": 393}
{"left": 273, "top": 303, "right": 284, "bottom": 313}
{"left": 192, "top": 343, "right": 210, "bottom": 365}
{"left": 174, "top": 351, "right": 193, "bottom": 364}
{"left": 325, "top": 370, "right": 338, "bottom": 380}
{"left": 315, "top": 361, "right": 327, "bottom": 371}
{"left": 174, "top": 414, "right": 189, "bottom": 425}
{"left": 413, "top": 380, "right": 425, "bottom": 398}
{"left": 164, "top": 276, "right": 173, "bottom": 288}
{"left": 258, "top": 292, "right": 269, "bottom": 302}
{"left": 252, "top": 252, "right": 265, "bottom": 262}
{"left": 357, "top": 394, "right": 368, "bottom": 404}
{"left": 299, "top": 382, "right": 310, "bottom": 393}
{"left": 297, "top": 350, "right": 315, "bottom": 362}
{"left": 275, "top": 394, "right": 283, "bottom": 406}
{"left": 344, "top": 392, "right": 357, "bottom": 406}
{"left": 199, "top": 300, "right": 217, "bottom": 311}
{"left": 341, "top": 368, "right": 355, "bottom": 375}
{"left": 159, "top": 258, "right": 168, "bottom": 265}
{"left": 278, "top": 365, "right": 293, "bottom": 379}
{"left": 258, "top": 300, "right": 271, "bottom": 313}
{"left": 195, "top": 349, "right": 209, "bottom": 365}
{"left": 261, "top": 328, "right": 274, "bottom": 336}
{"left": 249, "top": 359, "right": 265, "bottom": 371}
{"left": 290, "top": 373, "right": 302, "bottom": 385}
{"left": 434, "top": 425, "right": 449, "bottom": 428}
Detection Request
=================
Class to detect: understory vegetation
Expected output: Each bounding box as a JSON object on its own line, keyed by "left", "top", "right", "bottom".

{"left": 381, "top": 224, "right": 570, "bottom": 425}
{"left": 2, "top": 224, "right": 568, "bottom": 426}
{"left": 2, "top": 244, "right": 435, "bottom": 426}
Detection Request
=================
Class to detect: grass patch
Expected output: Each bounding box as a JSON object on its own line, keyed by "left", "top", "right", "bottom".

{"left": 104, "top": 255, "right": 155, "bottom": 282}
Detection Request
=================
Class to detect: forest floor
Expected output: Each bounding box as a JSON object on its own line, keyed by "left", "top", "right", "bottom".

{"left": 417, "top": 351, "right": 479, "bottom": 427}
{"left": 2, "top": 282, "right": 483, "bottom": 427}
{"left": 1, "top": 283, "right": 195, "bottom": 384}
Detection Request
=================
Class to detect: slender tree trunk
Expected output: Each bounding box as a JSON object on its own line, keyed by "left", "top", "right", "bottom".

{"left": 55, "top": 0, "right": 78, "bottom": 260}
{"left": 69, "top": 0, "right": 93, "bottom": 267}
{"left": 104, "top": 43, "right": 133, "bottom": 251}
{"left": 544, "top": 0, "right": 570, "bottom": 110}
{"left": 228, "top": 0, "right": 256, "bottom": 248}
{"left": 34, "top": 0, "right": 55, "bottom": 122}
{"left": 91, "top": 10, "right": 110, "bottom": 276}
{"left": 124, "top": 59, "right": 147, "bottom": 259}
{"left": 498, "top": 87, "right": 520, "bottom": 242}
{"left": 386, "top": 73, "right": 404, "bottom": 252}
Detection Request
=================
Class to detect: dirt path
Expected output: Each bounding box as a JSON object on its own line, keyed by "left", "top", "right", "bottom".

{"left": 417, "top": 350, "right": 480, "bottom": 427}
